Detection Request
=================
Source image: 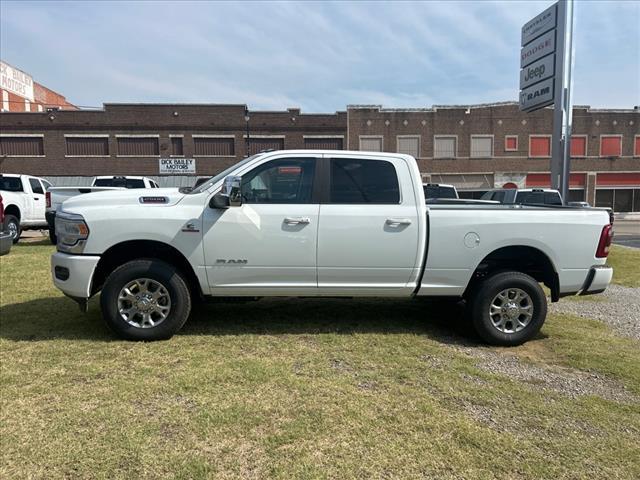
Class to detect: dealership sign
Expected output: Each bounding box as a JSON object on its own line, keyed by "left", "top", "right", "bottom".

{"left": 159, "top": 158, "right": 196, "bottom": 174}
{"left": 519, "top": 4, "right": 557, "bottom": 112}
{"left": 0, "top": 61, "right": 34, "bottom": 101}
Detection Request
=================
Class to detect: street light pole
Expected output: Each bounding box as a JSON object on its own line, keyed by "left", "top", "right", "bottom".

{"left": 244, "top": 108, "right": 250, "bottom": 157}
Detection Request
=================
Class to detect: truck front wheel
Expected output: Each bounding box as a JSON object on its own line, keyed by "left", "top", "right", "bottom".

{"left": 4, "top": 215, "right": 21, "bottom": 244}
{"left": 468, "top": 271, "right": 547, "bottom": 346}
{"left": 100, "top": 259, "right": 192, "bottom": 341}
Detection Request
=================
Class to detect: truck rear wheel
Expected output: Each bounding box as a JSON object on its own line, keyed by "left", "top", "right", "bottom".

{"left": 468, "top": 271, "right": 547, "bottom": 346}
{"left": 100, "top": 259, "right": 192, "bottom": 341}
{"left": 4, "top": 215, "right": 21, "bottom": 244}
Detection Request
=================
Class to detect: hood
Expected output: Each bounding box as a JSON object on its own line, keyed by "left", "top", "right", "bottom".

{"left": 60, "top": 187, "right": 185, "bottom": 212}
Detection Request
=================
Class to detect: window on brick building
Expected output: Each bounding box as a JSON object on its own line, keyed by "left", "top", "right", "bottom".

{"left": 194, "top": 137, "right": 236, "bottom": 156}
{"left": 359, "top": 136, "right": 383, "bottom": 152}
{"left": 116, "top": 136, "right": 159, "bottom": 156}
{"left": 248, "top": 137, "right": 284, "bottom": 155}
{"left": 303, "top": 137, "right": 344, "bottom": 150}
{"left": 505, "top": 135, "right": 518, "bottom": 151}
{"left": 170, "top": 137, "right": 184, "bottom": 156}
{"left": 600, "top": 135, "right": 622, "bottom": 157}
{"left": 397, "top": 136, "right": 420, "bottom": 158}
{"left": 470, "top": 136, "right": 493, "bottom": 158}
{"left": 529, "top": 136, "right": 551, "bottom": 157}
{"left": 0, "top": 135, "right": 44, "bottom": 156}
{"left": 635, "top": 135, "right": 640, "bottom": 157}
{"left": 434, "top": 136, "right": 457, "bottom": 158}
{"left": 570, "top": 135, "right": 587, "bottom": 157}
{"left": 65, "top": 136, "right": 109, "bottom": 156}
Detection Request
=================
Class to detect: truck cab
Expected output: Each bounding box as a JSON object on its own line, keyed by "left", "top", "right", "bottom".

{"left": 0, "top": 174, "right": 52, "bottom": 243}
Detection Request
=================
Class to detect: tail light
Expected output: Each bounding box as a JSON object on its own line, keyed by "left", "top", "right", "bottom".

{"left": 46, "top": 191, "right": 51, "bottom": 208}
{"left": 595, "top": 224, "right": 614, "bottom": 258}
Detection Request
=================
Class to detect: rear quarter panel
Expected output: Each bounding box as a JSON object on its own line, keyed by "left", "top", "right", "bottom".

{"left": 418, "top": 207, "right": 610, "bottom": 296}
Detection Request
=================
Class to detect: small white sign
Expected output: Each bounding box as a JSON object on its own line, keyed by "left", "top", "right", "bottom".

{"left": 159, "top": 158, "right": 196, "bottom": 174}
{"left": 520, "top": 54, "right": 555, "bottom": 90}
{"left": 521, "top": 4, "right": 556, "bottom": 46}
{"left": 0, "top": 61, "right": 34, "bottom": 101}
{"left": 519, "top": 78, "right": 554, "bottom": 112}
{"left": 520, "top": 29, "right": 555, "bottom": 68}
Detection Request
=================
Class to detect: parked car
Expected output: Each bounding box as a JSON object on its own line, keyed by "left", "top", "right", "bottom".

{"left": 51, "top": 150, "right": 613, "bottom": 345}
{"left": 0, "top": 174, "right": 52, "bottom": 243}
{"left": 0, "top": 194, "right": 13, "bottom": 256}
{"left": 46, "top": 176, "right": 158, "bottom": 244}
{"left": 423, "top": 183, "right": 458, "bottom": 201}
{"left": 480, "top": 188, "right": 563, "bottom": 205}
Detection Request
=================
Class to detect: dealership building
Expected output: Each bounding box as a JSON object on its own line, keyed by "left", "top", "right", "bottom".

{"left": 0, "top": 64, "right": 638, "bottom": 211}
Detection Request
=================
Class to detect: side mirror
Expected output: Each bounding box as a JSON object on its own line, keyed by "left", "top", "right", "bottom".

{"left": 209, "top": 175, "right": 242, "bottom": 209}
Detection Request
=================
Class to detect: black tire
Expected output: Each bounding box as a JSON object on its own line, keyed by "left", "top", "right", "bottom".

{"left": 4, "top": 215, "right": 21, "bottom": 244}
{"left": 468, "top": 271, "right": 547, "bottom": 346}
{"left": 48, "top": 228, "right": 57, "bottom": 245}
{"left": 100, "top": 259, "right": 192, "bottom": 341}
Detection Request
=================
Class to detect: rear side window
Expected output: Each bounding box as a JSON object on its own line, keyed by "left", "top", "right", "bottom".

{"left": 0, "top": 176, "right": 24, "bottom": 192}
{"left": 29, "top": 178, "right": 44, "bottom": 194}
{"left": 241, "top": 158, "right": 316, "bottom": 204}
{"left": 330, "top": 158, "right": 399, "bottom": 204}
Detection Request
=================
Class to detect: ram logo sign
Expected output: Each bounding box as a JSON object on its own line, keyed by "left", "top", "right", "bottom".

{"left": 216, "top": 259, "right": 248, "bottom": 265}
{"left": 519, "top": 78, "right": 554, "bottom": 112}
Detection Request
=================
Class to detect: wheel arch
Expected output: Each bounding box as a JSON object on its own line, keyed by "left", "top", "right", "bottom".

{"left": 4, "top": 204, "right": 21, "bottom": 220}
{"left": 91, "top": 240, "right": 203, "bottom": 299}
{"left": 465, "top": 245, "right": 560, "bottom": 302}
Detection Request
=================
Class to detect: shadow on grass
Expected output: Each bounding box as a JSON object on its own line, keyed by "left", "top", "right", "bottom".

{"left": 0, "top": 295, "right": 488, "bottom": 345}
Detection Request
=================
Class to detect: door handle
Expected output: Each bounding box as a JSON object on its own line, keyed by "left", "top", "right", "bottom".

{"left": 284, "top": 217, "right": 311, "bottom": 225}
{"left": 386, "top": 218, "right": 412, "bottom": 226}
{"left": 34, "top": 197, "right": 40, "bottom": 201}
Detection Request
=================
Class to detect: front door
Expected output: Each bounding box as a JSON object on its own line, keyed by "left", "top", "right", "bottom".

{"left": 317, "top": 156, "right": 421, "bottom": 295}
{"left": 202, "top": 155, "right": 319, "bottom": 296}
{"left": 27, "top": 177, "right": 46, "bottom": 222}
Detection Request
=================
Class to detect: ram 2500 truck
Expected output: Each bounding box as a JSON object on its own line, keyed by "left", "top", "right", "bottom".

{"left": 50, "top": 150, "right": 614, "bottom": 345}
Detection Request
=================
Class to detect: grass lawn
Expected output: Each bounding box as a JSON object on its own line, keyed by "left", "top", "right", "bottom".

{"left": 608, "top": 245, "right": 640, "bottom": 288}
{"left": 1, "top": 242, "right": 639, "bottom": 479}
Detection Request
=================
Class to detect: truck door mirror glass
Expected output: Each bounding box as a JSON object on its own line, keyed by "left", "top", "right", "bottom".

{"left": 209, "top": 175, "right": 242, "bottom": 209}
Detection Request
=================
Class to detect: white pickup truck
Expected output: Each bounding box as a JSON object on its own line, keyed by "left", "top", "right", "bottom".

{"left": 0, "top": 174, "right": 52, "bottom": 243}
{"left": 50, "top": 150, "right": 614, "bottom": 345}
{"left": 46, "top": 176, "right": 159, "bottom": 243}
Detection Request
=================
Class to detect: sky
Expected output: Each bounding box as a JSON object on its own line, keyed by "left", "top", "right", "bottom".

{"left": 1, "top": 0, "right": 638, "bottom": 112}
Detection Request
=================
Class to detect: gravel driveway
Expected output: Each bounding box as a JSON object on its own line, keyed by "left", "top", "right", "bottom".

{"left": 550, "top": 284, "right": 640, "bottom": 340}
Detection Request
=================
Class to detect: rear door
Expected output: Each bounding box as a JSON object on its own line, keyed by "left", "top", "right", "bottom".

{"left": 27, "top": 177, "right": 46, "bottom": 222}
{"left": 317, "top": 155, "right": 421, "bottom": 295}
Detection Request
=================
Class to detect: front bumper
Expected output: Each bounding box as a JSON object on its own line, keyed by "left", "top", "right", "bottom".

{"left": 0, "top": 231, "right": 12, "bottom": 256}
{"left": 578, "top": 265, "right": 613, "bottom": 296}
{"left": 51, "top": 252, "right": 101, "bottom": 298}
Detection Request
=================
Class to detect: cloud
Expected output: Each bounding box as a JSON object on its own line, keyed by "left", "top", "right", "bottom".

{"left": 1, "top": 0, "right": 637, "bottom": 110}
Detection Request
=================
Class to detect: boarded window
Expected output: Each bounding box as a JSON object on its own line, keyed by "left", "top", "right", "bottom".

{"left": 248, "top": 138, "right": 284, "bottom": 155}
{"left": 66, "top": 137, "right": 109, "bottom": 156}
{"left": 303, "top": 137, "right": 343, "bottom": 150}
{"left": 600, "top": 136, "right": 622, "bottom": 157}
{"left": 570, "top": 136, "right": 586, "bottom": 157}
{"left": 434, "top": 137, "right": 456, "bottom": 158}
{"left": 505, "top": 136, "right": 518, "bottom": 151}
{"left": 0, "top": 136, "right": 44, "bottom": 156}
{"left": 170, "top": 137, "right": 184, "bottom": 156}
{"left": 470, "top": 136, "right": 493, "bottom": 158}
{"left": 397, "top": 136, "right": 420, "bottom": 158}
{"left": 194, "top": 137, "right": 235, "bottom": 156}
{"left": 359, "top": 137, "right": 382, "bottom": 152}
{"left": 117, "top": 137, "right": 159, "bottom": 156}
{"left": 529, "top": 136, "right": 551, "bottom": 157}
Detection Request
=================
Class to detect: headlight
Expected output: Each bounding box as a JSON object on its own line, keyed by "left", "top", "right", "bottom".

{"left": 56, "top": 212, "right": 90, "bottom": 254}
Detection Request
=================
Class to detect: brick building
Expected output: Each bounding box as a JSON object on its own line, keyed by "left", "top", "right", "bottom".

{"left": 1, "top": 60, "right": 76, "bottom": 112}
{"left": 0, "top": 100, "right": 638, "bottom": 211}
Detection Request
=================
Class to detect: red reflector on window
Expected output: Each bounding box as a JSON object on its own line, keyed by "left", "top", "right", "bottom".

{"left": 595, "top": 224, "right": 614, "bottom": 258}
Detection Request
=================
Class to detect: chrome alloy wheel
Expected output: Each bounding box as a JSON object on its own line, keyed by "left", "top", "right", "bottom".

{"left": 117, "top": 278, "right": 171, "bottom": 328}
{"left": 489, "top": 288, "right": 534, "bottom": 334}
{"left": 7, "top": 221, "right": 18, "bottom": 240}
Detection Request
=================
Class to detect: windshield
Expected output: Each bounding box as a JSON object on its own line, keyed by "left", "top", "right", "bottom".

{"left": 0, "top": 176, "right": 23, "bottom": 192}
{"left": 188, "top": 154, "right": 260, "bottom": 194}
{"left": 94, "top": 178, "right": 146, "bottom": 189}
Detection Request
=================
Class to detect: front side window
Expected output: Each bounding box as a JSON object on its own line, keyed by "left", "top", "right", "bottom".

{"left": 240, "top": 158, "right": 316, "bottom": 204}
{"left": 29, "top": 178, "right": 44, "bottom": 194}
{"left": 329, "top": 158, "right": 400, "bottom": 204}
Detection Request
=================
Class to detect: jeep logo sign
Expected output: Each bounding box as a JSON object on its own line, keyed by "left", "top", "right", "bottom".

{"left": 520, "top": 54, "right": 555, "bottom": 90}
{"left": 519, "top": 78, "right": 554, "bottom": 112}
